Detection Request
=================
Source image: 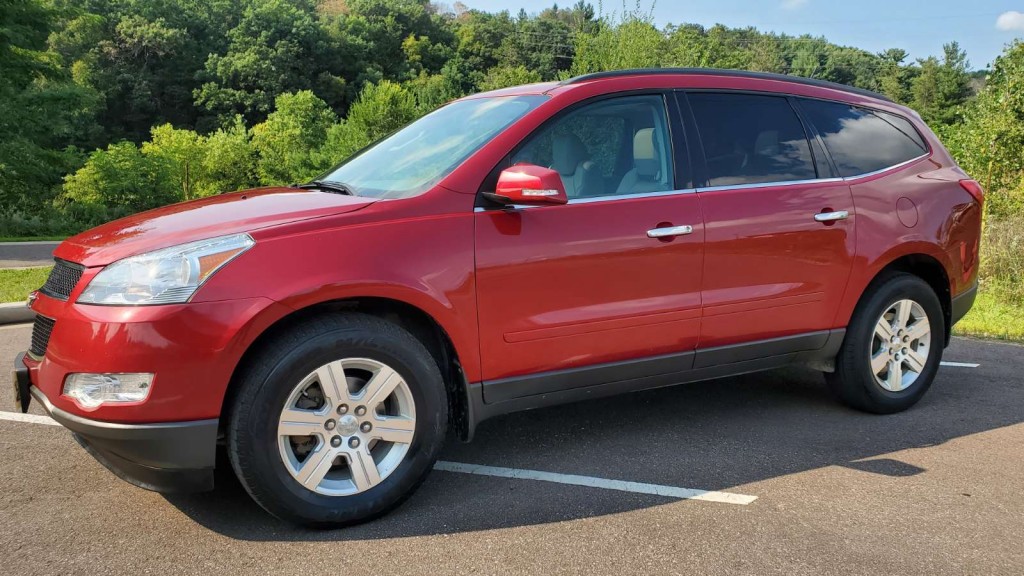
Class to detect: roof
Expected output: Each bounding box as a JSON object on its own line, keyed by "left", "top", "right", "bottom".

{"left": 558, "top": 68, "right": 893, "bottom": 103}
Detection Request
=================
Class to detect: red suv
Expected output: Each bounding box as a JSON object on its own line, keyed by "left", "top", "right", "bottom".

{"left": 14, "top": 69, "right": 982, "bottom": 527}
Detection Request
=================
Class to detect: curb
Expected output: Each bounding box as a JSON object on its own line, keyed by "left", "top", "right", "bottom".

{"left": 0, "top": 302, "right": 34, "bottom": 325}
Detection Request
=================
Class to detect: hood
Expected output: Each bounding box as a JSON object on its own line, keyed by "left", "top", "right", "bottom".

{"left": 56, "top": 187, "right": 377, "bottom": 267}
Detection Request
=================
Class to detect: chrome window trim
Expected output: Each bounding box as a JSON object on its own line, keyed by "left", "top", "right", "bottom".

{"left": 694, "top": 152, "right": 929, "bottom": 193}
{"left": 697, "top": 177, "right": 844, "bottom": 193}
{"left": 473, "top": 188, "right": 697, "bottom": 212}
{"left": 568, "top": 188, "right": 697, "bottom": 203}
{"left": 840, "top": 152, "right": 929, "bottom": 182}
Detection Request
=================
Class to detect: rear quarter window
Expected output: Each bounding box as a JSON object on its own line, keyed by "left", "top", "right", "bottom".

{"left": 798, "top": 99, "right": 927, "bottom": 178}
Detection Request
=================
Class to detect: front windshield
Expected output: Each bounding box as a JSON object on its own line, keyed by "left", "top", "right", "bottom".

{"left": 321, "top": 95, "right": 547, "bottom": 199}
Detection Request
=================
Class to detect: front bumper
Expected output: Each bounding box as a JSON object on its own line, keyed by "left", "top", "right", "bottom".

{"left": 17, "top": 352, "right": 217, "bottom": 493}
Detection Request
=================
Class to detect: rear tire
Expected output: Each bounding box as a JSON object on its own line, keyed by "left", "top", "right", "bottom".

{"left": 226, "top": 313, "right": 448, "bottom": 528}
{"left": 827, "top": 272, "right": 945, "bottom": 414}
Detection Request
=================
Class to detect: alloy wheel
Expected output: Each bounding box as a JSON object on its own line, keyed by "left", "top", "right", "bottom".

{"left": 277, "top": 358, "right": 416, "bottom": 496}
{"left": 870, "top": 299, "right": 931, "bottom": 392}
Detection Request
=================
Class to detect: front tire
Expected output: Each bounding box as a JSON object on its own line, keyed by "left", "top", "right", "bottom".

{"left": 226, "top": 313, "right": 448, "bottom": 528}
{"left": 827, "top": 273, "right": 945, "bottom": 414}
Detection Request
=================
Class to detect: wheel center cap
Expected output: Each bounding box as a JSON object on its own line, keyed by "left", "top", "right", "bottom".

{"left": 337, "top": 414, "right": 359, "bottom": 436}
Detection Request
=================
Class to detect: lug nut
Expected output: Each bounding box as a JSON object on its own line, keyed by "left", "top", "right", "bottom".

{"left": 330, "top": 436, "right": 342, "bottom": 447}
{"left": 360, "top": 422, "right": 372, "bottom": 433}
{"left": 355, "top": 405, "right": 367, "bottom": 417}
{"left": 349, "top": 437, "right": 360, "bottom": 449}
{"left": 324, "top": 419, "right": 336, "bottom": 431}
{"left": 337, "top": 404, "right": 349, "bottom": 415}
{"left": 903, "top": 335, "right": 910, "bottom": 343}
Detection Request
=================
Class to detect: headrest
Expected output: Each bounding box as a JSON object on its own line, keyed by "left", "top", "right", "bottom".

{"left": 634, "top": 128, "right": 659, "bottom": 179}
{"left": 551, "top": 133, "right": 588, "bottom": 176}
{"left": 754, "top": 130, "right": 780, "bottom": 157}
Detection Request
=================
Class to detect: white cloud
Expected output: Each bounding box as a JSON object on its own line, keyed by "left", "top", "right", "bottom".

{"left": 781, "top": 0, "right": 808, "bottom": 9}
{"left": 996, "top": 11, "right": 1024, "bottom": 31}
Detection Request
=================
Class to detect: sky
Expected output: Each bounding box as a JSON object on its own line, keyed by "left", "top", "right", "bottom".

{"left": 467, "top": 0, "right": 1024, "bottom": 70}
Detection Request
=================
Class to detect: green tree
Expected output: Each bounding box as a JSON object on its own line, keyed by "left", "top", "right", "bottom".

{"left": 0, "top": 0, "right": 97, "bottom": 214}
{"left": 571, "top": 15, "right": 665, "bottom": 75}
{"left": 61, "top": 141, "right": 177, "bottom": 211}
{"left": 945, "top": 41, "right": 1024, "bottom": 216}
{"left": 878, "top": 48, "right": 912, "bottom": 104}
{"left": 406, "top": 71, "right": 462, "bottom": 114}
{"left": 141, "top": 124, "right": 207, "bottom": 201}
{"left": 195, "top": 0, "right": 345, "bottom": 125}
{"left": 478, "top": 65, "right": 543, "bottom": 91}
{"left": 912, "top": 42, "right": 971, "bottom": 126}
{"left": 202, "top": 117, "right": 258, "bottom": 196}
{"left": 49, "top": 0, "right": 240, "bottom": 140}
{"left": 251, "top": 91, "right": 338, "bottom": 185}
{"left": 328, "top": 0, "right": 455, "bottom": 96}
{"left": 314, "top": 80, "right": 418, "bottom": 170}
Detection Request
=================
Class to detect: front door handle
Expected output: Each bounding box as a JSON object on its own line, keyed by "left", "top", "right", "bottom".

{"left": 814, "top": 210, "right": 849, "bottom": 223}
{"left": 647, "top": 225, "right": 693, "bottom": 239}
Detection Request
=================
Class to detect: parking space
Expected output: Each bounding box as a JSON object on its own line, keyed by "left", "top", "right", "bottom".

{"left": 2, "top": 322, "right": 1022, "bottom": 575}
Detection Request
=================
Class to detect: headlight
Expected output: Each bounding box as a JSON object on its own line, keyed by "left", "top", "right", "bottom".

{"left": 77, "top": 233, "right": 254, "bottom": 305}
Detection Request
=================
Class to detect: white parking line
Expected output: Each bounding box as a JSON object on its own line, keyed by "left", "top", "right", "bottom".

{"left": 434, "top": 461, "right": 757, "bottom": 505}
{"left": 0, "top": 411, "right": 61, "bottom": 426}
{"left": 0, "top": 411, "right": 757, "bottom": 505}
{"left": 941, "top": 361, "right": 980, "bottom": 368}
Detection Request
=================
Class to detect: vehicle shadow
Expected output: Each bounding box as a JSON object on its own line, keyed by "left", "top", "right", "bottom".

{"left": 162, "top": 338, "right": 1024, "bottom": 541}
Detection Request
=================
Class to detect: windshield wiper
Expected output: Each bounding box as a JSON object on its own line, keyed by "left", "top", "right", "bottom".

{"left": 292, "top": 180, "right": 355, "bottom": 195}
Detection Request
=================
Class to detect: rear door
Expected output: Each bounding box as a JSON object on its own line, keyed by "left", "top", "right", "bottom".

{"left": 679, "top": 91, "right": 856, "bottom": 354}
{"left": 474, "top": 93, "right": 704, "bottom": 401}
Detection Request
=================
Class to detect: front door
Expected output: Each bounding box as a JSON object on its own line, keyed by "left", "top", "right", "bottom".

{"left": 681, "top": 91, "right": 856, "bottom": 351}
{"left": 474, "top": 94, "right": 704, "bottom": 402}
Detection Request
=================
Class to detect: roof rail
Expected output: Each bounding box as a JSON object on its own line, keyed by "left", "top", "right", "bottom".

{"left": 559, "top": 68, "right": 893, "bottom": 103}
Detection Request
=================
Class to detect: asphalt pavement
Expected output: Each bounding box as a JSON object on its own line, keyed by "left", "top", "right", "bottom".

{"left": 1, "top": 322, "right": 1022, "bottom": 575}
{"left": 0, "top": 241, "right": 59, "bottom": 268}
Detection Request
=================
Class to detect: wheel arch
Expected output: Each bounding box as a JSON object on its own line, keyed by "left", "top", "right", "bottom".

{"left": 221, "top": 296, "right": 474, "bottom": 442}
{"left": 854, "top": 252, "right": 953, "bottom": 345}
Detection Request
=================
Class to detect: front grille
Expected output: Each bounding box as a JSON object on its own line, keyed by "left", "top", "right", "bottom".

{"left": 30, "top": 315, "right": 56, "bottom": 358}
{"left": 40, "top": 259, "right": 84, "bottom": 301}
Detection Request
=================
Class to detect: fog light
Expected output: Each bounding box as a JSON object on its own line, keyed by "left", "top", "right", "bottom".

{"left": 63, "top": 373, "right": 154, "bottom": 408}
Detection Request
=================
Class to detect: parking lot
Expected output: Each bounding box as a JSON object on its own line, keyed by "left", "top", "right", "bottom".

{"left": 2, "top": 321, "right": 1022, "bottom": 575}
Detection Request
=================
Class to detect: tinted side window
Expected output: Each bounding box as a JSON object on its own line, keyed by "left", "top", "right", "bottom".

{"left": 688, "top": 93, "right": 816, "bottom": 187}
{"left": 798, "top": 99, "right": 927, "bottom": 177}
{"left": 513, "top": 95, "right": 674, "bottom": 199}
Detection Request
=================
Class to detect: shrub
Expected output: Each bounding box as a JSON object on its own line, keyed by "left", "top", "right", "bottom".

{"left": 61, "top": 141, "right": 178, "bottom": 213}
{"left": 251, "top": 91, "right": 338, "bottom": 185}
{"left": 980, "top": 215, "right": 1024, "bottom": 306}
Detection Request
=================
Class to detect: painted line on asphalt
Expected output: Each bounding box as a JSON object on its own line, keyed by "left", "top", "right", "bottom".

{"left": 940, "top": 361, "right": 980, "bottom": 368}
{"left": 0, "top": 411, "right": 756, "bottom": 505}
{"left": 434, "top": 461, "right": 757, "bottom": 505}
{"left": 0, "top": 411, "right": 61, "bottom": 426}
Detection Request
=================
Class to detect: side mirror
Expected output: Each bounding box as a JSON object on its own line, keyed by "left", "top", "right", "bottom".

{"left": 485, "top": 164, "right": 568, "bottom": 207}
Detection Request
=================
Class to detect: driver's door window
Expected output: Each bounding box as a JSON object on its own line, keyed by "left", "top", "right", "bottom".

{"left": 513, "top": 95, "right": 675, "bottom": 199}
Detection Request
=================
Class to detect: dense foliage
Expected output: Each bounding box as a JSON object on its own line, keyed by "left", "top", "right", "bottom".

{"left": 0, "top": 0, "right": 1021, "bottom": 236}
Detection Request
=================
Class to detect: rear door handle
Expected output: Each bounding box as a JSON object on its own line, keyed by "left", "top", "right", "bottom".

{"left": 647, "top": 225, "right": 693, "bottom": 239}
{"left": 814, "top": 210, "right": 849, "bottom": 223}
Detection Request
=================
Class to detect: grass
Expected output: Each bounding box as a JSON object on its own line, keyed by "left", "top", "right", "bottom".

{"left": 953, "top": 291, "right": 1024, "bottom": 342}
{"left": 0, "top": 266, "right": 51, "bottom": 303}
{"left": 953, "top": 215, "right": 1024, "bottom": 342}
{"left": 0, "top": 236, "right": 66, "bottom": 242}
